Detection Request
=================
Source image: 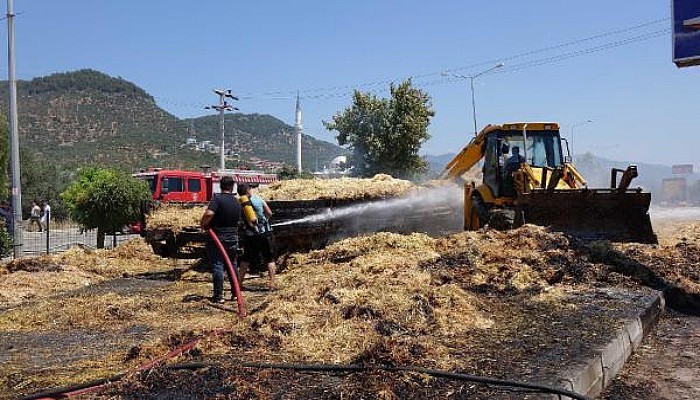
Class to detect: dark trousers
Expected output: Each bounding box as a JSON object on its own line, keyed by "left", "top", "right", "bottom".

{"left": 205, "top": 239, "right": 238, "bottom": 299}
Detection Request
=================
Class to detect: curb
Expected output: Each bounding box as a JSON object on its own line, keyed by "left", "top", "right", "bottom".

{"left": 554, "top": 291, "right": 666, "bottom": 399}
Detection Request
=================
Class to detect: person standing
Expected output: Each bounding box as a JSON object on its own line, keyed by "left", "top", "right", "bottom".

{"left": 40, "top": 201, "right": 51, "bottom": 231}
{"left": 200, "top": 176, "right": 242, "bottom": 303}
{"left": 237, "top": 184, "right": 276, "bottom": 289}
{"left": 29, "top": 200, "right": 42, "bottom": 232}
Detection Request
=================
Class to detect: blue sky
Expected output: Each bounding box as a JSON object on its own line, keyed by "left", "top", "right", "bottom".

{"left": 5, "top": 1, "right": 700, "bottom": 166}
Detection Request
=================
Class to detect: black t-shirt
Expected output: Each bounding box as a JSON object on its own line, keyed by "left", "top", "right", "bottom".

{"left": 208, "top": 192, "right": 242, "bottom": 229}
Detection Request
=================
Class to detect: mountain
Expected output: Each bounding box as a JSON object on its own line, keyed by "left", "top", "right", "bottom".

{"left": 184, "top": 113, "right": 344, "bottom": 171}
{"left": 0, "top": 69, "right": 345, "bottom": 172}
{"left": 573, "top": 153, "right": 699, "bottom": 194}
{"left": 424, "top": 153, "right": 456, "bottom": 175}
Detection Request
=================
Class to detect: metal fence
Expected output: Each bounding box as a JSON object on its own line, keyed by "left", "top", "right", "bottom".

{"left": 19, "top": 220, "right": 139, "bottom": 256}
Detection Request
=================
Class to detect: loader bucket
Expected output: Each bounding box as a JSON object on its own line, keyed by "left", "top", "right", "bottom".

{"left": 517, "top": 189, "right": 657, "bottom": 244}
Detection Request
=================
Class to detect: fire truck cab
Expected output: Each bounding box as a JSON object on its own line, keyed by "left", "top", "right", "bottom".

{"left": 133, "top": 169, "right": 208, "bottom": 203}
{"left": 133, "top": 168, "right": 279, "bottom": 203}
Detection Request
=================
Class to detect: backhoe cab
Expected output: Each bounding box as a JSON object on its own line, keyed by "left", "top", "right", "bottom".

{"left": 444, "top": 123, "right": 657, "bottom": 243}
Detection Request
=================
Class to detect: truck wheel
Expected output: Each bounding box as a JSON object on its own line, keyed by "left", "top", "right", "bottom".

{"left": 470, "top": 194, "right": 489, "bottom": 229}
{"left": 151, "top": 242, "right": 168, "bottom": 257}
{"left": 488, "top": 208, "right": 516, "bottom": 230}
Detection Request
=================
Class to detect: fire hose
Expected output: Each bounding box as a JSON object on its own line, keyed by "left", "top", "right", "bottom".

{"left": 23, "top": 229, "right": 247, "bottom": 400}
{"left": 21, "top": 360, "right": 592, "bottom": 400}
{"left": 208, "top": 228, "right": 246, "bottom": 317}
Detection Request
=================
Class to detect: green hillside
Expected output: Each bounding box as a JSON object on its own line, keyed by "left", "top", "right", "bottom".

{"left": 0, "top": 69, "right": 345, "bottom": 172}
{"left": 185, "top": 113, "right": 343, "bottom": 171}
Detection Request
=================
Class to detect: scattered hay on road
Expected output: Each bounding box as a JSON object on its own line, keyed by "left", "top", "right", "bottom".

{"left": 3, "top": 219, "right": 700, "bottom": 398}
{"left": 0, "top": 238, "right": 176, "bottom": 308}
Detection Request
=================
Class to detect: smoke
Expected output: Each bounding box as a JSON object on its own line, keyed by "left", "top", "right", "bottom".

{"left": 272, "top": 183, "right": 465, "bottom": 237}
{"left": 650, "top": 207, "right": 700, "bottom": 222}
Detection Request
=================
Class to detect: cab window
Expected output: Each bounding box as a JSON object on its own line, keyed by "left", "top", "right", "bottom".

{"left": 188, "top": 178, "right": 201, "bottom": 193}
{"left": 165, "top": 177, "right": 184, "bottom": 192}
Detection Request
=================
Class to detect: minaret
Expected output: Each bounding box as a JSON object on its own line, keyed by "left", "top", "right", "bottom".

{"left": 294, "top": 93, "right": 303, "bottom": 173}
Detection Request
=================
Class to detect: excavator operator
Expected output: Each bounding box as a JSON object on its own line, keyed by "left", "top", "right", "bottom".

{"left": 502, "top": 146, "right": 525, "bottom": 196}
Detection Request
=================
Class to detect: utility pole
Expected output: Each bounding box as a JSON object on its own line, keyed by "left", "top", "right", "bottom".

{"left": 7, "top": 0, "right": 21, "bottom": 258}
{"left": 294, "top": 93, "right": 303, "bottom": 174}
{"left": 205, "top": 89, "right": 238, "bottom": 170}
{"left": 442, "top": 63, "right": 504, "bottom": 136}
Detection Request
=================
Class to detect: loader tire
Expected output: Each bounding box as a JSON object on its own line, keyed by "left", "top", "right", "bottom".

{"left": 470, "top": 194, "right": 489, "bottom": 229}
{"left": 488, "top": 208, "right": 516, "bottom": 230}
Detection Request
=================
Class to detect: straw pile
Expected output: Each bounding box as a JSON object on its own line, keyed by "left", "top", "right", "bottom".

{"left": 0, "top": 238, "right": 175, "bottom": 307}
{"left": 144, "top": 175, "right": 417, "bottom": 231}
{"left": 429, "top": 223, "right": 700, "bottom": 308}
{"left": 245, "top": 232, "right": 493, "bottom": 369}
{"left": 258, "top": 174, "right": 416, "bottom": 201}
{"left": 145, "top": 205, "right": 206, "bottom": 233}
{"left": 4, "top": 221, "right": 700, "bottom": 396}
{"left": 430, "top": 224, "right": 599, "bottom": 294}
{"left": 609, "top": 229, "right": 700, "bottom": 298}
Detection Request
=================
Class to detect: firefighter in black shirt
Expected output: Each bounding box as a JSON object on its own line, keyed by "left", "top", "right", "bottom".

{"left": 200, "top": 176, "right": 242, "bottom": 303}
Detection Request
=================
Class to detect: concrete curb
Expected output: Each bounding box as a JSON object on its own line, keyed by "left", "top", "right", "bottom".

{"left": 553, "top": 291, "right": 666, "bottom": 399}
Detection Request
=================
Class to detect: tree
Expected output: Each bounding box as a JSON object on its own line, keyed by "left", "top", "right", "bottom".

{"left": 277, "top": 164, "right": 314, "bottom": 180}
{"left": 20, "top": 148, "right": 71, "bottom": 220}
{"left": 61, "top": 167, "right": 150, "bottom": 248}
{"left": 325, "top": 79, "right": 434, "bottom": 179}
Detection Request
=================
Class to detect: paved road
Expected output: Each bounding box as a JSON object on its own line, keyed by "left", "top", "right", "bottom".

{"left": 601, "top": 311, "right": 700, "bottom": 400}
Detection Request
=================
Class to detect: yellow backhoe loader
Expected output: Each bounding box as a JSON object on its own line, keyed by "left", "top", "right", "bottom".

{"left": 442, "top": 122, "right": 657, "bottom": 243}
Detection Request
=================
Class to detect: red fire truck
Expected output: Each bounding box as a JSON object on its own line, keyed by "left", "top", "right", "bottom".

{"left": 133, "top": 168, "right": 278, "bottom": 203}
{"left": 130, "top": 168, "right": 277, "bottom": 232}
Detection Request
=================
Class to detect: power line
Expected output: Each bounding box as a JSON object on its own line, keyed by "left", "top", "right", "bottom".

{"left": 260, "top": 28, "right": 669, "bottom": 104}
{"left": 13, "top": 18, "right": 669, "bottom": 111}
{"left": 443, "top": 17, "right": 669, "bottom": 74}
{"left": 234, "top": 18, "right": 670, "bottom": 100}
{"left": 280, "top": 28, "right": 671, "bottom": 100}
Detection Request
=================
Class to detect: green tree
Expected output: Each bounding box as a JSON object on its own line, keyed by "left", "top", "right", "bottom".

{"left": 325, "top": 79, "right": 434, "bottom": 179}
{"left": 20, "top": 148, "right": 72, "bottom": 220}
{"left": 0, "top": 224, "right": 10, "bottom": 257}
{"left": 277, "top": 164, "right": 314, "bottom": 180}
{"left": 61, "top": 167, "right": 150, "bottom": 248}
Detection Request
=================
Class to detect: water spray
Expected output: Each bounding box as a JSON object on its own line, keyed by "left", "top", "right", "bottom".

{"left": 271, "top": 184, "right": 465, "bottom": 235}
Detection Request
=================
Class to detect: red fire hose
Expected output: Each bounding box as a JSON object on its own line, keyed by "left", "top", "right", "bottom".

{"left": 208, "top": 228, "right": 246, "bottom": 318}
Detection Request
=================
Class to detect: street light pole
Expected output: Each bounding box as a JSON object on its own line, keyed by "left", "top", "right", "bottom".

{"left": 7, "top": 0, "right": 22, "bottom": 258}
{"left": 206, "top": 89, "right": 238, "bottom": 170}
{"left": 469, "top": 76, "right": 477, "bottom": 136}
{"left": 570, "top": 120, "right": 593, "bottom": 157}
{"left": 443, "top": 63, "right": 504, "bottom": 136}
